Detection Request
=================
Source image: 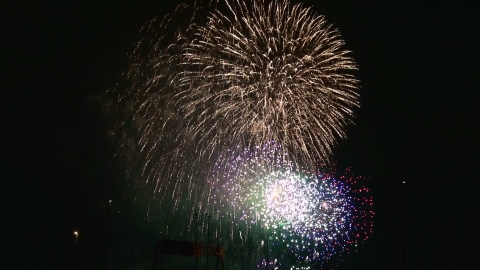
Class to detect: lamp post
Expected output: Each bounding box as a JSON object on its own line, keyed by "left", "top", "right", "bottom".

{"left": 402, "top": 181, "right": 406, "bottom": 270}
{"left": 266, "top": 229, "right": 269, "bottom": 270}
{"left": 195, "top": 213, "right": 199, "bottom": 270}
{"left": 264, "top": 174, "right": 269, "bottom": 270}
{"left": 207, "top": 215, "right": 211, "bottom": 270}
{"left": 106, "top": 200, "right": 112, "bottom": 270}
{"left": 74, "top": 231, "right": 78, "bottom": 245}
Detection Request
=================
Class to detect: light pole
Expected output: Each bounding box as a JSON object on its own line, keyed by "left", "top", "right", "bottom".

{"left": 207, "top": 215, "right": 211, "bottom": 270}
{"left": 402, "top": 181, "right": 406, "bottom": 270}
{"left": 264, "top": 174, "right": 269, "bottom": 270}
{"left": 265, "top": 229, "right": 269, "bottom": 270}
{"left": 74, "top": 231, "right": 78, "bottom": 245}
{"left": 195, "top": 213, "right": 199, "bottom": 270}
{"left": 106, "top": 200, "right": 112, "bottom": 270}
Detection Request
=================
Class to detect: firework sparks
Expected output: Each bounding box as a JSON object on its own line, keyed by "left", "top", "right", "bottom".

{"left": 111, "top": 0, "right": 360, "bottom": 205}
{"left": 110, "top": 1, "right": 366, "bottom": 267}
{"left": 178, "top": 0, "right": 360, "bottom": 165}
{"left": 206, "top": 144, "right": 374, "bottom": 268}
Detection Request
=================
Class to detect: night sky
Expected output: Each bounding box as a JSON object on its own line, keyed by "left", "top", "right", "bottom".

{"left": 4, "top": 0, "right": 479, "bottom": 269}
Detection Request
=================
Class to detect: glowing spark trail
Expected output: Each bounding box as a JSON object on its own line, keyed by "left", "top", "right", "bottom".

{"left": 110, "top": 0, "right": 360, "bottom": 206}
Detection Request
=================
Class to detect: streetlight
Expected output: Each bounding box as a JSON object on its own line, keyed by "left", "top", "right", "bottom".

{"left": 264, "top": 174, "right": 269, "bottom": 270}
{"left": 106, "top": 200, "right": 112, "bottom": 270}
{"left": 207, "top": 215, "right": 211, "bottom": 270}
{"left": 402, "top": 181, "right": 407, "bottom": 270}
{"left": 265, "top": 229, "right": 269, "bottom": 270}
{"left": 194, "top": 213, "right": 199, "bottom": 270}
{"left": 74, "top": 231, "right": 78, "bottom": 245}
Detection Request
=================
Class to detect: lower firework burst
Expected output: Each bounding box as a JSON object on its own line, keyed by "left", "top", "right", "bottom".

{"left": 206, "top": 143, "right": 374, "bottom": 269}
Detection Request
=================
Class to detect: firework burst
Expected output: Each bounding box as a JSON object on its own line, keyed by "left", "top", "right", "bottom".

{"left": 205, "top": 143, "right": 373, "bottom": 269}
{"left": 110, "top": 0, "right": 360, "bottom": 205}
{"left": 178, "top": 0, "right": 360, "bottom": 165}
{"left": 109, "top": 1, "right": 367, "bottom": 266}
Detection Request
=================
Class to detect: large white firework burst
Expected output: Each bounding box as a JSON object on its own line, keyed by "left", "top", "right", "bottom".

{"left": 176, "top": 0, "right": 360, "bottom": 164}
{"left": 111, "top": 0, "right": 359, "bottom": 204}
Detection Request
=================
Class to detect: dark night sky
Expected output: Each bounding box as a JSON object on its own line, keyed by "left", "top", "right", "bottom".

{"left": 3, "top": 0, "right": 479, "bottom": 269}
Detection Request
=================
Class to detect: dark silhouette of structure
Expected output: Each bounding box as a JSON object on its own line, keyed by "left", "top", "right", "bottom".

{"left": 153, "top": 239, "right": 224, "bottom": 270}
